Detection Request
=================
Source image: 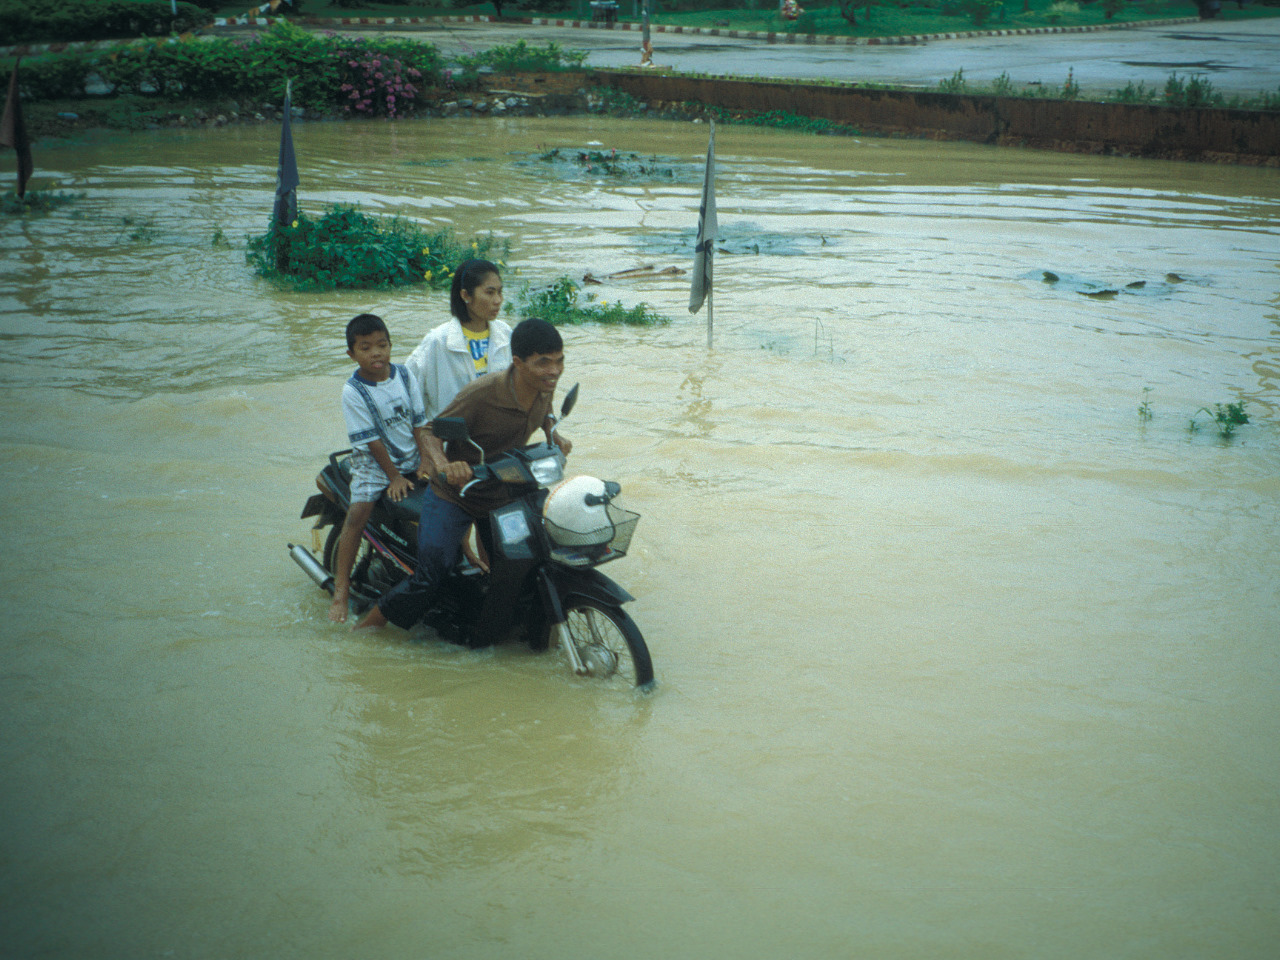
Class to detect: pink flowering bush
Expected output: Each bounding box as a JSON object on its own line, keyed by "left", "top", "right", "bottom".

{"left": 337, "top": 42, "right": 429, "bottom": 118}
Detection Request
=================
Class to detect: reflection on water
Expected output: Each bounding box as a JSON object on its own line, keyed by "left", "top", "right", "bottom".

{"left": 1, "top": 117, "right": 1278, "bottom": 960}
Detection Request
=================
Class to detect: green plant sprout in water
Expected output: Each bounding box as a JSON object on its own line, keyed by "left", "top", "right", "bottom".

{"left": 1138, "top": 387, "right": 1153, "bottom": 422}
{"left": 1189, "top": 401, "right": 1249, "bottom": 439}
{"left": 510, "top": 276, "right": 670, "bottom": 327}
{"left": 246, "top": 204, "right": 507, "bottom": 291}
{"left": 118, "top": 215, "right": 158, "bottom": 244}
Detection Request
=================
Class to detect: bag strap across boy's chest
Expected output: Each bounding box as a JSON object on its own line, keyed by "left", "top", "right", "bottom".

{"left": 348, "top": 364, "right": 410, "bottom": 460}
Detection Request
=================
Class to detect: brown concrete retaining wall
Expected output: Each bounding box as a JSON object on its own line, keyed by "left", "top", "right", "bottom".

{"left": 579, "top": 71, "right": 1280, "bottom": 166}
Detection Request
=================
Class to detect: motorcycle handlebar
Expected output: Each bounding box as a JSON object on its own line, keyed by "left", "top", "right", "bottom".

{"left": 438, "top": 462, "right": 492, "bottom": 498}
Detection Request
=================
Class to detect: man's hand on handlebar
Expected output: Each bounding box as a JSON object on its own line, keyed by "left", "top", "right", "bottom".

{"left": 438, "top": 460, "right": 474, "bottom": 487}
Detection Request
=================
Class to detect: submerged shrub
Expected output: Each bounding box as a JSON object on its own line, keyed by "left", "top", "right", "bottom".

{"left": 246, "top": 204, "right": 507, "bottom": 291}
{"left": 511, "top": 276, "right": 670, "bottom": 327}
{"left": 1, "top": 189, "right": 85, "bottom": 215}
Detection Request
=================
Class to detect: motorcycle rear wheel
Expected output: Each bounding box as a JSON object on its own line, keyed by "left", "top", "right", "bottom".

{"left": 321, "top": 523, "right": 342, "bottom": 573}
{"left": 322, "top": 521, "right": 402, "bottom": 609}
{"left": 561, "top": 599, "right": 654, "bottom": 690}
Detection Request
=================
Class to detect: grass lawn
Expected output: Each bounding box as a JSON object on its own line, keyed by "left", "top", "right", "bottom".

{"left": 293, "top": 0, "right": 1279, "bottom": 38}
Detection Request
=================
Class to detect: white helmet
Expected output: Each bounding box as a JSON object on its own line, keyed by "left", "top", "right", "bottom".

{"left": 543, "top": 476, "right": 613, "bottom": 548}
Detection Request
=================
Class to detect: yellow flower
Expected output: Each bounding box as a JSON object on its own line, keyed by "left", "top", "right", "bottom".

{"left": 471, "top": 241, "right": 478, "bottom": 250}
{"left": 424, "top": 270, "right": 433, "bottom": 281}
{"left": 421, "top": 246, "right": 430, "bottom": 255}
{"left": 290, "top": 220, "right": 298, "bottom": 228}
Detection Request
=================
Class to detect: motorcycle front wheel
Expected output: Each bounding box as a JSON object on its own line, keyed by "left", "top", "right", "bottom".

{"left": 561, "top": 599, "right": 654, "bottom": 690}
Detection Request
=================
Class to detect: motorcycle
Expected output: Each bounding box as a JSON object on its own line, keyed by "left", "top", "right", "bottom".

{"left": 287, "top": 385, "right": 655, "bottom": 689}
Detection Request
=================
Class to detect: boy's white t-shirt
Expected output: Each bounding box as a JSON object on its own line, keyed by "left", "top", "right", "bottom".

{"left": 341, "top": 365, "right": 427, "bottom": 467}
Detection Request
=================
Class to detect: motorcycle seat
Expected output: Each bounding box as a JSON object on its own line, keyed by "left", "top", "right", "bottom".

{"left": 378, "top": 482, "right": 428, "bottom": 525}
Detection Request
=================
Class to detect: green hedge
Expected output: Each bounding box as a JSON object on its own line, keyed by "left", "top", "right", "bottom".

{"left": 0, "top": 0, "right": 209, "bottom": 44}
{"left": 8, "top": 23, "right": 443, "bottom": 117}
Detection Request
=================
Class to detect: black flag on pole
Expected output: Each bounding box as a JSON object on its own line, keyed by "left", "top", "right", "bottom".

{"left": 1, "top": 60, "right": 33, "bottom": 199}
{"left": 689, "top": 119, "right": 716, "bottom": 317}
{"left": 273, "top": 81, "right": 299, "bottom": 228}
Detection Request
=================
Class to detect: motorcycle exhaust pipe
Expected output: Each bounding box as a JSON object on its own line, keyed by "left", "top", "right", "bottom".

{"left": 288, "top": 543, "right": 334, "bottom": 594}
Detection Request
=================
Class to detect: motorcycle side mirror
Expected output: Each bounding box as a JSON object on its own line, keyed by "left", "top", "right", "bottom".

{"left": 432, "top": 417, "right": 469, "bottom": 442}
{"left": 560, "top": 383, "right": 579, "bottom": 420}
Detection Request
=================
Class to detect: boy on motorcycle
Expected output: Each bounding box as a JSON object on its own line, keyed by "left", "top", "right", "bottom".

{"left": 355, "top": 317, "right": 572, "bottom": 632}
{"left": 330, "top": 314, "right": 433, "bottom": 623}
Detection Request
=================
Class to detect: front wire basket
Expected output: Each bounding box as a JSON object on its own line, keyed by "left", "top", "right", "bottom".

{"left": 545, "top": 503, "right": 640, "bottom": 567}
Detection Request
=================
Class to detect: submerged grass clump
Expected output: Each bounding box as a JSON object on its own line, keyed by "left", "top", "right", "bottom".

{"left": 538, "top": 147, "right": 676, "bottom": 179}
{"left": 1, "top": 188, "right": 84, "bottom": 215}
{"left": 1189, "top": 401, "right": 1249, "bottom": 439}
{"left": 511, "top": 276, "right": 670, "bottom": 327}
{"left": 246, "top": 203, "right": 507, "bottom": 291}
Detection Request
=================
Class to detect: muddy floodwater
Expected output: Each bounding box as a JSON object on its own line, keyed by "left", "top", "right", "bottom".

{"left": 2, "top": 116, "right": 1278, "bottom": 959}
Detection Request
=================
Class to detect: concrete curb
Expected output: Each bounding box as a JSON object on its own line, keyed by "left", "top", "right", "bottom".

{"left": 211, "top": 13, "right": 495, "bottom": 27}
{"left": 525, "top": 15, "right": 1200, "bottom": 46}
{"left": 0, "top": 14, "right": 1204, "bottom": 60}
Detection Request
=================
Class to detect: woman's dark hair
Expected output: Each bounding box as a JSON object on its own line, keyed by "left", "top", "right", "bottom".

{"left": 511, "top": 317, "right": 563, "bottom": 359}
{"left": 450, "top": 258, "right": 501, "bottom": 322}
{"left": 346, "top": 313, "right": 387, "bottom": 349}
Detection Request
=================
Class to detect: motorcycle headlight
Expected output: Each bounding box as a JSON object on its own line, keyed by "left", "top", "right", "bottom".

{"left": 529, "top": 454, "right": 564, "bottom": 487}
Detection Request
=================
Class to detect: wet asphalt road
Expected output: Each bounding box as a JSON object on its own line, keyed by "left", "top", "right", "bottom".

{"left": 317, "top": 15, "right": 1280, "bottom": 97}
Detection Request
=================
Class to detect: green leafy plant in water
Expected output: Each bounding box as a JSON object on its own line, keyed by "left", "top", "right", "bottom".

{"left": 1138, "top": 387, "right": 1153, "bottom": 422}
{"left": 1, "top": 188, "right": 84, "bottom": 215}
{"left": 539, "top": 147, "right": 675, "bottom": 178}
{"left": 245, "top": 203, "right": 508, "bottom": 291}
{"left": 510, "top": 276, "right": 670, "bottom": 327}
{"left": 118, "top": 214, "right": 157, "bottom": 243}
{"left": 1189, "top": 401, "right": 1249, "bottom": 439}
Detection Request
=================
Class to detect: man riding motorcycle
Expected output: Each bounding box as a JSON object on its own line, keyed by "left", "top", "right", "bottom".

{"left": 356, "top": 317, "right": 571, "bottom": 632}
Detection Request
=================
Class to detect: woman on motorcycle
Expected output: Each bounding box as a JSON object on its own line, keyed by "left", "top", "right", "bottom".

{"left": 404, "top": 258, "right": 512, "bottom": 421}
{"left": 404, "top": 259, "right": 513, "bottom": 570}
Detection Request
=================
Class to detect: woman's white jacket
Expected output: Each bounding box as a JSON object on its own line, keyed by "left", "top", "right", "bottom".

{"left": 403, "top": 317, "right": 514, "bottom": 421}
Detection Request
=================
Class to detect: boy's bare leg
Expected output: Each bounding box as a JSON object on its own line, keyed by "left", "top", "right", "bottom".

{"left": 329, "top": 501, "right": 376, "bottom": 622}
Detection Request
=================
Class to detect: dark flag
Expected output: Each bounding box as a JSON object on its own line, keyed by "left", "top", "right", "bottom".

{"left": 273, "top": 81, "right": 299, "bottom": 228}
{"left": 689, "top": 118, "right": 717, "bottom": 346}
{"left": 1, "top": 60, "right": 33, "bottom": 199}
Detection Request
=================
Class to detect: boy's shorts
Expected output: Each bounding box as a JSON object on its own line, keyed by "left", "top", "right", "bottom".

{"left": 349, "top": 448, "right": 420, "bottom": 504}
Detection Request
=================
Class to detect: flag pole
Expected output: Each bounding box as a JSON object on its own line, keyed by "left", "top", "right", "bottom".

{"left": 689, "top": 117, "right": 717, "bottom": 350}
{"left": 707, "top": 287, "right": 713, "bottom": 350}
{"left": 1, "top": 59, "right": 33, "bottom": 199}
